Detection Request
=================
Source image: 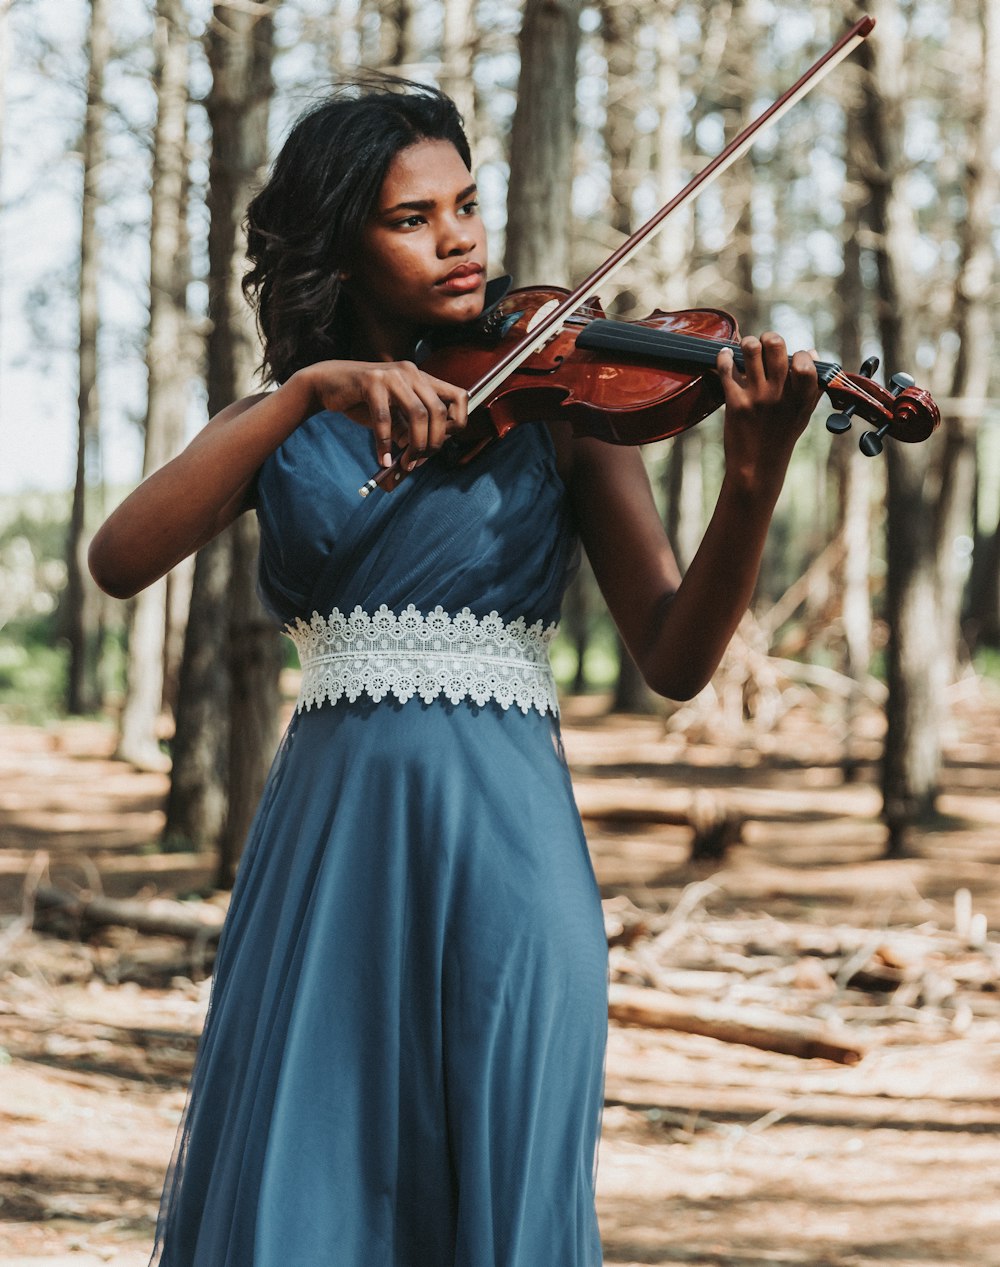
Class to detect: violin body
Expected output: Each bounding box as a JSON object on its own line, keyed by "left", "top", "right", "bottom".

{"left": 421, "top": 286, "right": 738, "bottom": 457}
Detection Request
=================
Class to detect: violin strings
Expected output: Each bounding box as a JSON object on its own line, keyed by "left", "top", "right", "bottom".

{"left": 567, "top": 316, "right": 893, "bottom": 419}
{"left": 825, "top": 370, "right": 892, "bottom": 418}
{"left": 501, "top": 306, "right": 893, "bottom": 425}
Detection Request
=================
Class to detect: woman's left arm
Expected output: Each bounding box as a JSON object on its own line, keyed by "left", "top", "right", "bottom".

{"left": 562, "top": 333, "right": 820, "bottom": 701}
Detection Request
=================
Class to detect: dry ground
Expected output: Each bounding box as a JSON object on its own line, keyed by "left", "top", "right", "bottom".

{"left": 1, "top": 685, "right": 999, "bottom": 1266}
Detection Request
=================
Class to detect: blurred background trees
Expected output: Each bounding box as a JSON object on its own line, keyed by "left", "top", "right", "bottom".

{"left": 1, "top": 0, "right": 998, "bottom": 868}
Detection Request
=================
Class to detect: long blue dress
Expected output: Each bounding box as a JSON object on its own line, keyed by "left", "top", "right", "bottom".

{"left": 149, "top": 414, "right": 609, "bottom": 1267}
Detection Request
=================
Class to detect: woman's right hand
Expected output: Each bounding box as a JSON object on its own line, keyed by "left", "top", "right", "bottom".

{"left": 90, "top": 358, "right": 470, "bottom": 599}
{"left": 302, "top": 359, "right": 469, "bottom": 471}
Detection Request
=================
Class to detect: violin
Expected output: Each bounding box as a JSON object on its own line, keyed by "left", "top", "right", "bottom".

{"left": 357, "top": 283, "right": 939, "bottom": 495}
{"left": 358, "top": 14, "right": 940, "bottom": 499}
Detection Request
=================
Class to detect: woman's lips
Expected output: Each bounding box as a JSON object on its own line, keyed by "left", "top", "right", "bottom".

{"left": 436, "top": 265, "right": 483, "bottom": 294}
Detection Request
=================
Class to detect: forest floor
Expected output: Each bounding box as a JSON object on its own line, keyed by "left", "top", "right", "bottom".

{"left": 1, "top": 683, "right": 1000, "bottom": 1267}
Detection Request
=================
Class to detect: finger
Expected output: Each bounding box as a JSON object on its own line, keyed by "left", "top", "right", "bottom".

{"left": 788, "top": 348, "right": 821, "bottom": 401}
{"left": 410, "top": 380, "right": 451, "bottom": 453}
{"left": 365, "top": 382, "right": 395, "bottom": 468}
{"left": 390, "top": 414, "right": 409, "bottom": 448}
{"left": 715, "top": 344, "right": 737, "bottom": 383}
{"left": 427, "top": 378, "right": 469, "bottom": 434}
{"left": 739, "top": 335, "right": 765, "bottom": 388}
{"left": 758, "top": 332, "right": 788, "bottom": 383}
{"left": 790, "top": 348, "right": 819, "bottom": 377}
{"left": 397, "top": 391, "right": 431, "bottom": 467}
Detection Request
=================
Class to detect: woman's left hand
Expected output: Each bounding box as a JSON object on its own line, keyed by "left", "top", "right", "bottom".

{"left": 715, "top": 333, "right": 821, "bottom": 493}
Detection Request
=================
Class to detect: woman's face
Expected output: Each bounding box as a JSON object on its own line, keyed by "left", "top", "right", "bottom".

{"left": 346, "top": 138, "right": 488, "bottom": 359}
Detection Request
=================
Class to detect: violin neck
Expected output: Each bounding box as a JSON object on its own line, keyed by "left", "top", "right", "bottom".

{"left": 574, "top": 319, "right": 840, "bottom": 385}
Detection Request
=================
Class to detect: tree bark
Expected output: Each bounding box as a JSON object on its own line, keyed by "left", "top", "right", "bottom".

{"left": 858, "top": 2, "right": 942, "bottom": 854}
{"left": 832, "top": 58, "right": 875, "bottom": 782}
{"left": 379, "top": 0, "right": 417, "bottom": 69}
{"left": 439, "top": 0, "right": 477, "bottom": 152}
{"left": 932, "top": 0, "right": 999, "bottom": 678}
{"left": 504, "top": 0, "right": 584, "bottom": 287}
{"left": 652, "top": 0, "right": 691, "bottom": 313}
{"left": 968, "top": 495, "right": 1000, "bottom": 648}
{"left": 165, "top": 2, "right": 282, "bottom": 875}
{"left": 164, "top": 532, "right": 232, "bottom": 850}
{"left": 715, "top": 0, "right": 760, "bottom": 330}
{"left": 653, "top": 0, "right": 703, "bottom": 628}
{"left": 599, "top": 0, "right": 656, "bottom": 714}
{"left": 208, "top": 2, "right": 282, "bottom": 889}
{"left": 117, "top": 0, "right": 193, "bottom": 768}
{"left": 65, "top": 0, "right": 111, "bottom": 716}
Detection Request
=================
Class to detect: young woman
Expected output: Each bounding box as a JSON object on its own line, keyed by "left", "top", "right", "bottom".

{"left": 90, "top": 81, "right": 820, "bottom": 1267}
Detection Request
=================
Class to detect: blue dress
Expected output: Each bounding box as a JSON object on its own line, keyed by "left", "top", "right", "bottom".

{"left": 149, "top": 415, "right": 609, "bottom": 1267}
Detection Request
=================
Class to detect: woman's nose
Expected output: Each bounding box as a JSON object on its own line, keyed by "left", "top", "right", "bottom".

{"left": 439, "top": 216, "right": 477, "bottom": 256}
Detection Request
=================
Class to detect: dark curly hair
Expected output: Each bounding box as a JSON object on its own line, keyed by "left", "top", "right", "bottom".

{"left": 243, "top": 77, "right": 472, "bottom": 385}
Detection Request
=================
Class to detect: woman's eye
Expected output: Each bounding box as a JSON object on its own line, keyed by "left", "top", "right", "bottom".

{"left": 393, "top": 215, "right": 425, "bottom": 229}
{"left": 459, "top": 200, "right": 480, "bottom": 216}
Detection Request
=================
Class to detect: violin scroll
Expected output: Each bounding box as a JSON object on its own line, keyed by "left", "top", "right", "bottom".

{"left": 824, "top": 360, "right": 940, "bottom": 457}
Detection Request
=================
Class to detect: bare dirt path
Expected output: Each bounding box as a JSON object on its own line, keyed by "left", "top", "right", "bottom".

{"left": 2, "top": 687, "right": 999, "bottom": 1266}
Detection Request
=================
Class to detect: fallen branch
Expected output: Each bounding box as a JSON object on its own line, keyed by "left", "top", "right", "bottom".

{"left": 575, "top": 785, "right": 745, "bottom": 860}
{"left": 608, "top": 981, "right": 865, "bottom": 1065}
{"left": 33, "top": 887, "right": 225, "bottom": 942}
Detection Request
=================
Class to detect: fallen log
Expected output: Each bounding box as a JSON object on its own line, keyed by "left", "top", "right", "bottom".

{"left": 574, "top": 785, "right": 745, "bottom": 861}
{"left": 608, "top": 981, "right": 865, "bottom": 1065}
{"left": 33, "top": 886, "right": 225, "bottom": 942}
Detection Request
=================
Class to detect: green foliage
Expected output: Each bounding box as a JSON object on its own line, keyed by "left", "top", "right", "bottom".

{"left": 551, "top": 617, "right": 619, "bottom": 693}
{"left": 0, "top": 494, "right": 72, "bottom": 722}
{"left": 0, "top": 614, "right": 67, "bottom": 723}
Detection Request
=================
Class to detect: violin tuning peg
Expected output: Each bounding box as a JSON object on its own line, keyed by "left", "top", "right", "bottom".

{"left": 860, "top": 421, "right": 891, "bottom": 457}
{"left": 826, "top": 407, "right": 856, "bottom": 435}
{"left": 889, "top": 372, "right": 916, "bottom": 396}
{"left": 859, "top": 355, "right": 880, "bottom": 378}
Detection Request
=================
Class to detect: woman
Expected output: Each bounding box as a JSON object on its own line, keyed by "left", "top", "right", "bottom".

{"left": 91, "top": 80, "right": 819, "bottom": 1267}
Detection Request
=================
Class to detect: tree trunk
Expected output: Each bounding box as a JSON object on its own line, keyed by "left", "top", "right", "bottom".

{"left": 715, "top": 0, "right": 760, "bottom": 329}
{"left": 65, "top": 0, "right": 111, "bottom": 716}
{"left": 165, "top": 2, "right": 281, "bottom": 874}
{"left": 858, "top": 2, "right": 941, "bottom": 854}
{"left": 504, "top": 0, "right": 584, "bottom": 287}
{"left": 208, "top": 2, "right": 282, "bottom": 889}
{"left": 600, "top": 0, "right": 640, "bottom": 289}
{"left": 222, "top": 514, "right": 284, "bottom": 886}
{"left": 652, "top": 0, "right": 691, "bottom": 313}
{"left": 117, "top": 0, "right": 192, "bottom": 768}
{"left": 600, "top": 0, "right": 655, "bottom": 715}
{"left": 163, "top": 533, "right": 231, "bottom": 850}
{"left": 968, "top": 513, "right": 1000, "bottom": 647}
{"left": 833, "top": 58, "right": 875, "bottom": 782}
{"left": 653, "top": 0, "right": 702, "bottom": 623}
{"left": 439, "top": 0, "right": 477, "bottom": 152}
{"left": 931, "top": 0, "right": 999, "bottom": 681}
{"left": 379, "top": 0, "right": 417, "bottom": 69}
{"left": 663, "top": 430, "right": 704, "bottom": 574}
{"left": 163, "top": 556, "right": 194, "bottom": 714}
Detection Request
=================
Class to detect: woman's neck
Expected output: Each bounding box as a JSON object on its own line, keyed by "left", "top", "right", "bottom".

{"left": 346, "top": 302, "right": 418, "bottom": 363}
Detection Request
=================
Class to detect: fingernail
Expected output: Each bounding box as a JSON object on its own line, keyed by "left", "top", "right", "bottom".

{"left": 381, "top": 452, "right": 393, "bottom": 468}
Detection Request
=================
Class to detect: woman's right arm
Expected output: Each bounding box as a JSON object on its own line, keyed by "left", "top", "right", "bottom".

{"left": 89, "top": 360, "right": 469, "bottom": 599}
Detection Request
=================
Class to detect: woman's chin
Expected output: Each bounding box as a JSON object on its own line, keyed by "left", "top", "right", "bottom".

{"left": 431, "top": 290, "right": 486, "bottom": 326}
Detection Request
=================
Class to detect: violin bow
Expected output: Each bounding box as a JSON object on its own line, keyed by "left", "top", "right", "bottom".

{"left": 361, "top": 14, "right": 877, "bottom": 497}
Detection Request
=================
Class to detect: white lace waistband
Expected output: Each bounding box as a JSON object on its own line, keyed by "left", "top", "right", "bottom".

{"left": 286, "top": 604, "right": 559, "bottom": 716}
